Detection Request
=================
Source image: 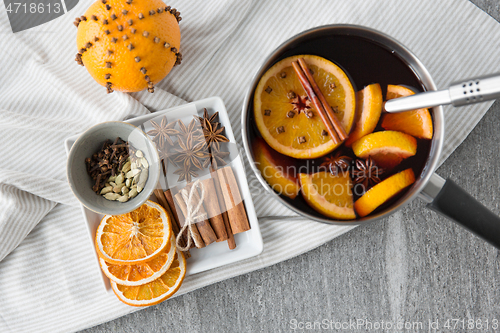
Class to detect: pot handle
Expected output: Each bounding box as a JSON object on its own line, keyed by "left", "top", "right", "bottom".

{"left": 420, "top": 173, "right": 500, "bottom": 248}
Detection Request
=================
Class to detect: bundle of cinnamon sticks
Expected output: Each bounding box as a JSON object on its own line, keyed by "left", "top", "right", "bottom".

{"left": 292, "top": 58, "right": 347, "bottom": 144}
{"left": 154, "top": 166, "right": 251, "bottom": 253}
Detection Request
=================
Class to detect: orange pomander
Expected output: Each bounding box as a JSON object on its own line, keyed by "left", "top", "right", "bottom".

{"left": 74, "top": 0, "right": 182, "bottom": 93}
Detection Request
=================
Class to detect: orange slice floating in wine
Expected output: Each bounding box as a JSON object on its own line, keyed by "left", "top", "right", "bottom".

{"left": 254, "top": 54, "right": 356, "bottom": 159}
{"left": 345, "top": 83, "right": 383, "bottom": 147}
{"left": 253, "top": 138, "right": 300, "bottom": 199}
{"left": 354, "top": 168, "right": 415, "bottom": 217}
{"left": 352, "top": 131, "right": 417, "bottom": 169}
{"left": 299, "top": 171, "right": 356, "bottom": 220}
{"left": 382, "top": 85, "right": 433, "bottom": 139}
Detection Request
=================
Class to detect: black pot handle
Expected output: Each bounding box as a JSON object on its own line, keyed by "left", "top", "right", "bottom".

{"left": 425, "top": 176, "right": 500, "bottom": 248}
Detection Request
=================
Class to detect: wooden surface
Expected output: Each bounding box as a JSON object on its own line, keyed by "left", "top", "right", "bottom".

{"left": 82, "top": 2, "right": 500, "bottom": 332}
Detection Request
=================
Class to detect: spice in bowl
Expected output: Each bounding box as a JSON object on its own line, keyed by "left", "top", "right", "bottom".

{"left": 85, "top": 137, "right": 149, "bottom": 202}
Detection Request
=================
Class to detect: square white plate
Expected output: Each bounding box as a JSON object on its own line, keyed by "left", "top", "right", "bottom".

{"left": 65, "top": 96, "right": 263, "bottom": 292}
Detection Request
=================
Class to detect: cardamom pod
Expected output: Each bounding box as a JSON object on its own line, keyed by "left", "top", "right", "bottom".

{"left": 115, "top": 173, "right": 125, "bottom": 185}
{"left": 128, "top": 188, "right": 138, "bottom": 198}
{"left": 137, "top": 169, "right": 148, "bottom": 193}
{"left": 136, "top": 150, "right": 144, "bottom": 158}
{"left": 121, "top": 186, "right": 129, "bottom": 195}
{"left": 103, "top": 193, "right": 120, "bottom": 201}
{"left": 140, "top": 157, "right": 149, "bottom": 169}
{"left": 117, "top": 194, "right": 129, "bottom": 202}
{"left": 100, "top": 186, "right": 113, "bottom": 194}
{"left": 126, "top": 168, "right": 141, "bottom": 179}
{"left": 122, "top": 160, "right": 131, "bottom": 173}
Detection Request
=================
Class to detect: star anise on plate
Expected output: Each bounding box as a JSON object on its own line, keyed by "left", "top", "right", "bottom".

{"left": 196, "top": 109, "right": 229, "bottom": 150}
{"left": 203, "top": 144, "right": 230, "bottom": 169}
{"left": 320, "top": 151, "right": 352, "bottom": 175}
{"left": 176, "top": 119, "right": 204, "bottom": 143}
{"left": 157, "top": 142, "right": 177, "bottom": 175}
{"left": 173, "top": 135, "right": 211, "bottom": 171}
{"left": 195, "top": 108, "right": 218, "bottom": 128}
{"left": 173, "top": 165, "right": 199, "bottom": 183}
{"left": 352, "top": 157, "right": 385, "bottom": 190}
{"left": 147, "top": 117, "right": 179, "bottom": 148}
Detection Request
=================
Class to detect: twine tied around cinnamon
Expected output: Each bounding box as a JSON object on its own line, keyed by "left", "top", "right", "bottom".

{"left": 176, "top": 179, "right": 207, "bottom": 251}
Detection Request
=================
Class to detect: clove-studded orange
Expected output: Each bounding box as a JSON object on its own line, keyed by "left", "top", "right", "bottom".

{"left": 75, "top": 0, "right": 182, "bottom": 93}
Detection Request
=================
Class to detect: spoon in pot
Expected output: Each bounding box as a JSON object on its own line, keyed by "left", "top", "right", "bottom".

{"left": 384, "top": 73, "right": 500, "bottom": 113}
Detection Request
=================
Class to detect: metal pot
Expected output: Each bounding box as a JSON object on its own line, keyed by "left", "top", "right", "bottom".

{"left": 241, "top": 24, "right": 500, "bottom": 248}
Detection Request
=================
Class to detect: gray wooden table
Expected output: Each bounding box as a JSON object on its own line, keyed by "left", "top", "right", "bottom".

{"left": 82, "top": 1, "right": 500, "bottom": 332}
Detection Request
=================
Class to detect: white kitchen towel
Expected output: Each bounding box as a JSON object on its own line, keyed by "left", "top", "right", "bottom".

{"left": 0, "top": 0, "right": 499, "bottom": 332}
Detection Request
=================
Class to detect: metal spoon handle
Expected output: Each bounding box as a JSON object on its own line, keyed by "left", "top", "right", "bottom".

{"left": 385, "top": 73, "right": 500, "bottom": 113}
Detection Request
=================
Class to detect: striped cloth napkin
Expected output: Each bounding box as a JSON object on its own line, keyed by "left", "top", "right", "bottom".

{"left": 1, "top": 0, "right": 499, "bottom": 331}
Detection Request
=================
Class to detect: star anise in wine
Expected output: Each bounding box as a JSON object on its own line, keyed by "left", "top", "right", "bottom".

{"left": 173, "top": 135, "right": 211, "bottom": 171}
{"left": 352, "top": 157, "right": 384, "bottom": 190}
{"left": 203, "top": 144, "right": 230, "bottom": 169}
{"left": 320, "top": 151, "right": 352, "bottom": 175}
{"left": 147, "top": 117, "right": 179, "bottom": 148}
{"left": 290, "top": 94, "right": 312, "bottom": 114}
{"left": 196, "top": 109, "right": 229, "bottom": 150}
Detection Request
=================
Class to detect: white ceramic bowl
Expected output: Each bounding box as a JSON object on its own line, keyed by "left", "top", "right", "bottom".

{"left": 66, "top": 121, "right": 160, "bottom": 215}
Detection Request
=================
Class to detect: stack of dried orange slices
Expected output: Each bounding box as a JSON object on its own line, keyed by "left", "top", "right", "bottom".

{"left": 95, "top": 200, "right": 186, "bottom": 306}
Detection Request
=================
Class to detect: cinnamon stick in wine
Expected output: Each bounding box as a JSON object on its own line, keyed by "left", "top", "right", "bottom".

{"left": 292, "top": 61, "right": 341, "bottom": 144}
{"left": 210, "top": 166, "right": 236, "bottom": 250}
{"left": 199, "top": 178, "right": 228, "bottom": 242}
{"left": 217, "top": 166, "right": 250, "bottom": 234}
{"left": 297, "top": 58, "right": 347, "bottom": 140}
{"left": 174, "top": 191, "right": 205, "bottom": 249}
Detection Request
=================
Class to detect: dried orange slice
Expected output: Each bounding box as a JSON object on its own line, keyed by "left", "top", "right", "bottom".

{"left": 352, "top": 131, "right": 417, "bottom": 169}
{"left": 95, "top": 200, "right": 172, "bottom": 265}
{"left": 354, "top": 168, "right": 415, "bottom": 217}
{"left": 299, "top": 171, "right": 355, "bottom": 220}
{"left": 382, "top": 85, "right": 433, "bottom": 139}
{"left": 345, "top": 83, "right": 383, "bottom": 147}
{"left": 111, "top": 249, "right": 186, "bottom": 307}
{"left": 254, "top": 54, "right": 356, "bottom": 159}
{"left": 99, "top": 234, "right": 176, "bottom": 286}
{"left": 253, "top": 138, "right": 300, "bottom": 199}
